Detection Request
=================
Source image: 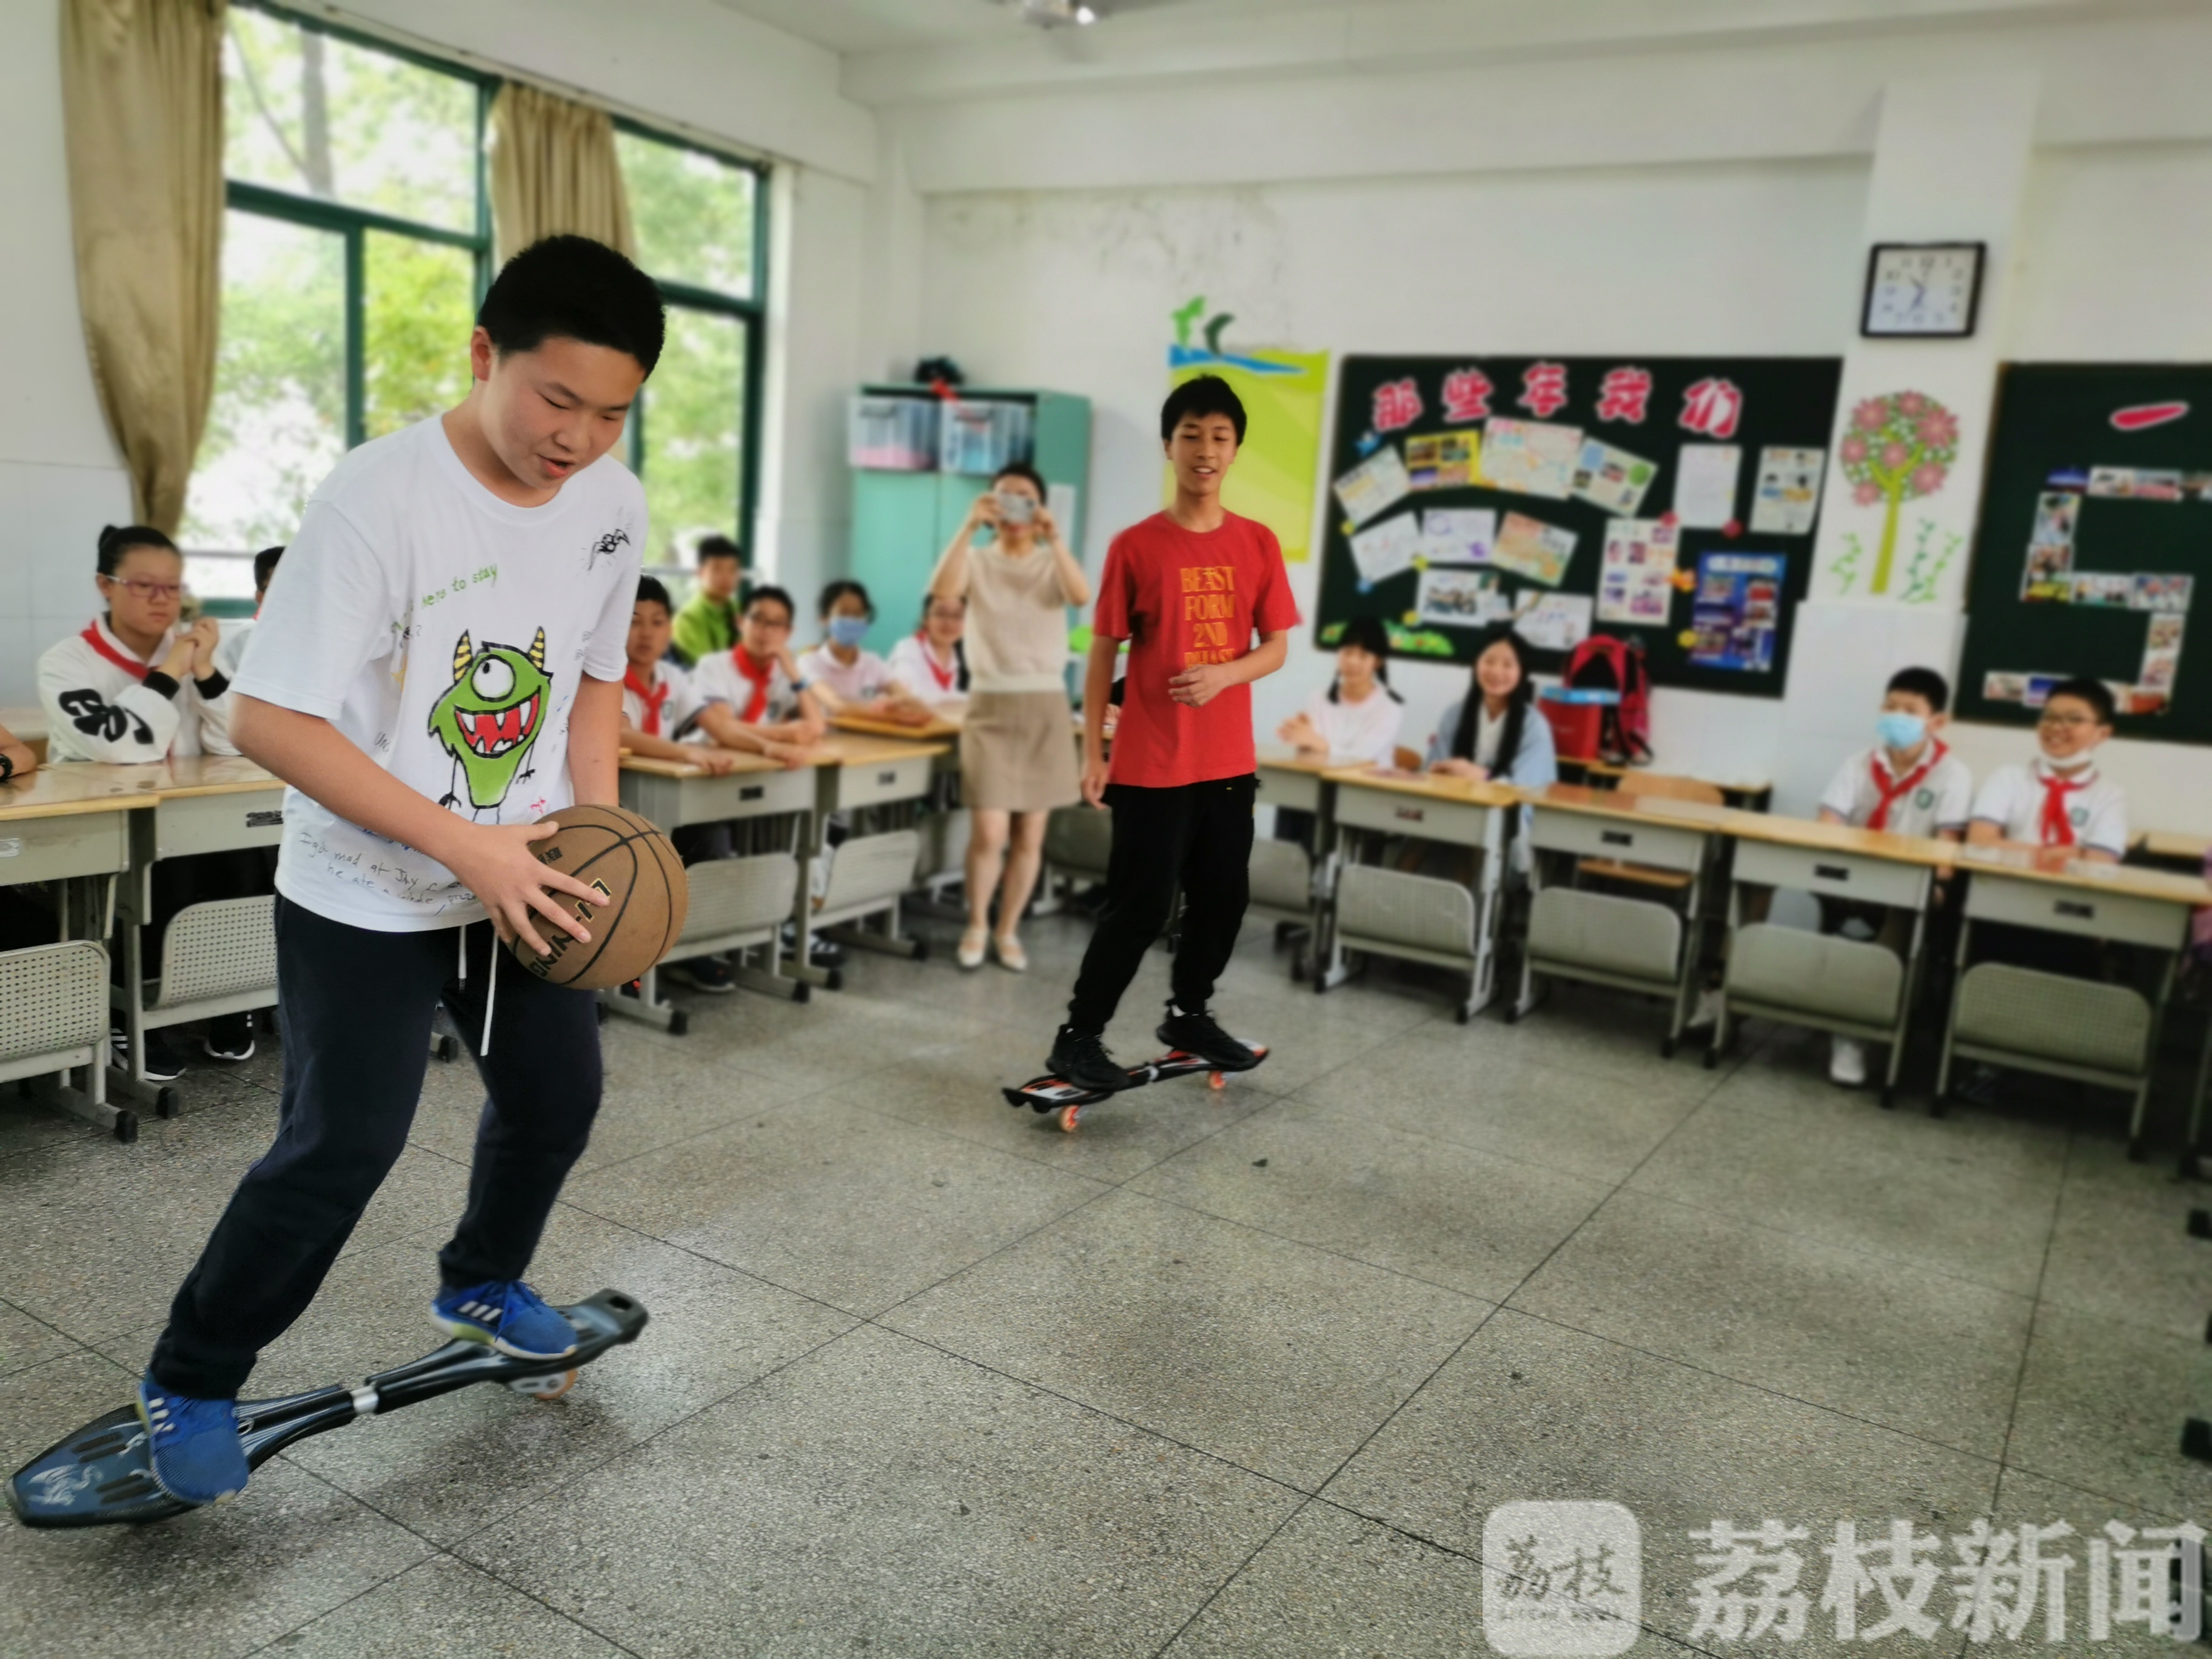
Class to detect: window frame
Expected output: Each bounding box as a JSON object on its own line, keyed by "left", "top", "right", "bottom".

{"left": 212, "top": 1, "right": 769, "bottom": 550}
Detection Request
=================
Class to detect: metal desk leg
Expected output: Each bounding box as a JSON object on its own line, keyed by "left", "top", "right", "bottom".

{"left": 106, "top": 905, "right": 178, "bottom": 1119}
{"left": 1932, "top": 916, "right": 1976, "bottom": 1115}
{"left": 1661, "top": 870, "right": 1707, "bottom": 1060}
{"left": 782, "top": 812, "right": 839, "bottom": 991}
{"left": 2128, "top": 948, "right": 2180, "bottom": 1162}
{"left": 2186, "top": 1014, "right": 2211, "bottom": 1182}
{"left": 1314, "top": 822, "right": 1353, "bottom": 993}
{"left": 1880, "top": 905, "right": 1931, "bottom": 1110}
{"left": 1706, "top": 879, "right": 1743, "bottom": 1070}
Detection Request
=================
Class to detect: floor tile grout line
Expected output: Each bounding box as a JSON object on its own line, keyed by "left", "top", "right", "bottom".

{"left": 1992, "top": 1130, "right": 2077, "bottom": 1481}
{"left": 1147, "top": 1493, "right": 1319, "bottom": 1659}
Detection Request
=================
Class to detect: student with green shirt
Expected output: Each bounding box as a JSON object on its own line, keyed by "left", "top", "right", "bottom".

{"left": 671, "top": 534, "right": 745, "bottom": 665}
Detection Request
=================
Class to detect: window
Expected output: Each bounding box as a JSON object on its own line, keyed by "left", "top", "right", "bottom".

{"left": 186, "top": 3, "right": 767, "bottom": 602}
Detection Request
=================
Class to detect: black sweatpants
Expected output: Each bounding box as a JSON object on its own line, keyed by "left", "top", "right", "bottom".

{"left": 1066, "top": 774, "right": 1256, "bottom": 1036}
{"left": 150, "top": 896, "right": 603, "bottom": 1398}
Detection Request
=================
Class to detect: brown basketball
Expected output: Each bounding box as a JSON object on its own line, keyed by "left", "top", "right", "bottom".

{"left": 509, "top": 804, "right": 689, "bottom": 991}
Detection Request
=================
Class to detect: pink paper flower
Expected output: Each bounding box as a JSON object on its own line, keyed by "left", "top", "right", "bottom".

{"left": 1895, "top": 390, "right": 1928, "bottom": 417}
{"left": 1853, "top": 481, "right": 1883, "bottom": 506}
{"left": 1852, "top": 399, "right": 1889, "bottom": 433}
{"left": 1881, "top": 441, "right": 1913, "bottom": 469}
{"left": 1916, "top": 410, "right": 1959, "bottom": 449}
{"left": 1911, "top": 462, "right": 1949, "bottom": 495}
{"left": 1840, "top": 435, "right": 1869, "bottom": 464}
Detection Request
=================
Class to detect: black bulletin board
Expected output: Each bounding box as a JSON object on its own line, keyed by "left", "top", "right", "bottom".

{"left": 1956, "top": 363, "right": 2212, "bottom": 743}
{"left": 1315, "top": 355, "right": 1842, "bottom": 694}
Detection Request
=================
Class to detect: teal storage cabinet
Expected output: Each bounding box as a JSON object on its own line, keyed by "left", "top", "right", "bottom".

{"left": 846, "top": 386, "right": 1091, "bottom": 657}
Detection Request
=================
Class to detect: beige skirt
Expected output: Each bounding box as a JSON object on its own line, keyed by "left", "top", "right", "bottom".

{"left": 960, "top": 689, "right": 1079, "bottom": 813}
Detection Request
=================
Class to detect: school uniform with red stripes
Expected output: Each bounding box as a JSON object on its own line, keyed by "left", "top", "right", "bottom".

{"left": 38, "top": 615, "right": 238, "bottom": 763}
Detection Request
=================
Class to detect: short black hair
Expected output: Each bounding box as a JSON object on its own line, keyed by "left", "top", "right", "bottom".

{"left": 992, "top": 460, "right": 1047, "bottom": 496}
{"left": 696, "top": 534, "right": 742, "bottom": 567}
{"left": 819, "top": 578, "right": 873, "bottom": 619}
{"left": 252, "top": 546, "right": 284, "bottom": 593}
{"left": 96, "top": 524, "right": 176, "bottom": 577}
{"left": 1885, "top": 666, "right": 1949, "bottom": 714}
{"left": 635, "top": 575, "right": 672, "bottom": 614}
{"left": 2044, "top": 675, "right": 2117, "bottom": 726}
{"left": 477, "top": 235, "right": 666, "bottom": 375}
{"left": 745, "top": 585, "right": 795, "bottom": 625}
{"left": 1161, "top": 374, "right": 1247, "bottom": 444}
{"left": 1329, "top": 615, "right": 1400, "bottom": 705}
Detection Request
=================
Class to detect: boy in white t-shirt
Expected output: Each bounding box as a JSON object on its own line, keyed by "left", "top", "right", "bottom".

{"left": 796, "top": 578, "right": 932, "bottom": 726}
{"left": 1968, "top": 677, "right": 2127, "bottom": 861}
{"left": 688, "top": 583, "right": 827, "bottom": 755}
{"left": 133, "top": 236, "right": 665, "bottom": 1511}
{"left": 212, "top": 545, "right": 285, "bottom": 683}
{"left": 1812, "top": 665, "right": 1972, "bottom": 1087}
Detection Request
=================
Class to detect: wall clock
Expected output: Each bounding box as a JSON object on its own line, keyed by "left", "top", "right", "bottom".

{"left": 1862, "top": 242, "right": 1985, "bottom": 338}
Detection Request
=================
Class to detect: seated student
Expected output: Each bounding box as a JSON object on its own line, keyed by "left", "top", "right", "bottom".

{"left": 1278, "top": 614, "right": 1403, "bottom": 765}
{"left": 1427, "top": 626, "right": 1558, "bottom": 787}
{"left": 796, "top": 579, "right": 932, "bottom": 726}
{"left": 886, "top": 594, "right": 969, "bottom": 710}
{"left": 670, "top": 534, "right": 745, "bottom": 668}
{"left": 213, "top": 545, "right": 284, "bottom": 684}
{"left": 39, "top": 524, "right": 256, "bottom": 1074}
{"left": 1967, "top": 677, "right": 2126, "bottom": 862}
{"left": 620, "top": 577, "right": 742, "bottom": 775}
{"left": 688, "top": 584, "right": 828, "bottom": 755}
{"left": 1813, "top": 665, "right": 1972, "bottom": 1087}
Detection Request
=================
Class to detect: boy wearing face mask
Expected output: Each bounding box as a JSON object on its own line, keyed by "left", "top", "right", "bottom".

{"left": 1966, "top": 677, "right": 2126, "bottom": 862}
{"left": 1813, "top": 666, "right": 1972, "bottom": 1087}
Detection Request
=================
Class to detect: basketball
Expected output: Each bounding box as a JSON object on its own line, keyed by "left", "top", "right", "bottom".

{"left": 509, "top": 804, "right": 689, "bottom": 991}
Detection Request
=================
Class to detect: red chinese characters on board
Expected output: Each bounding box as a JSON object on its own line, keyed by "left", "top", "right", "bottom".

{"left": 1595, "top": 367, "right": 1653, "bottom": 424}
{"left": 1372, "top": 378, "right": 1423, "bottom": 434}
{"left": 1441, "top": 369, "right": 1494, "bottom": 424}
{"left": 1680, "top": 376, "right": 1744, "bottom": 440}
{"left": 1518, "top": 362, "right": 1569, "bottom": 421}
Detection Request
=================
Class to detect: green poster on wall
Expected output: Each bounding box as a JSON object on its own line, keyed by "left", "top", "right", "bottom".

{"left": 1164, "top": 304, "right": 1328, "bottom": 563}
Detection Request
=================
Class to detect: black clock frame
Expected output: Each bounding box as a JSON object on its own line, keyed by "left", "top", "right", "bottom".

{"left": 1859, "top": 240, "right": 1986, "bottom": 340}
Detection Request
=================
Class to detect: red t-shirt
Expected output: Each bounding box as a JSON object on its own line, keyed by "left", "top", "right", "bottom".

{"left": 1093, "top": 510, "right": 1301, "bottom": 789}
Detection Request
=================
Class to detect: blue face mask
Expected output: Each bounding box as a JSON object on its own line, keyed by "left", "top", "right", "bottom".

{"left": 827, "top": 615, "right": 870, "bottom": 649}
{"left": 1875, "top": 711, "right": 1926, "bottom": 752}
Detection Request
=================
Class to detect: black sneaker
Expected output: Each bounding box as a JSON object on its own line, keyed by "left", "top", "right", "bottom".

{"left": 1157, "top": 1005, "right": 1257, "bottom": 1071}
{"left": 782, "top": 924, "right": 846, "bottom": 970}
{"left": 1048, "top": 1026, "right": 1131, "bottom": 1094}
{"left": 663, "top": 956, "right": 736, "bottom": 994}
{"left": 203, "top": 1013, "right": 256, "bottom": 1062}
{"left": 112, "top": 1027, "right": 186, "bottom": 1082}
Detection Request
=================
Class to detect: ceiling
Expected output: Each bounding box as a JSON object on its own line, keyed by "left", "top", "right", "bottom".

{"left": 708, "top": 0, "right": 1335, "bottom": 55}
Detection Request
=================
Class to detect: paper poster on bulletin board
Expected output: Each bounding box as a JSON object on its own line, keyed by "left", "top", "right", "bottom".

{"left": 1165, "top": 300, "right": 1329, "bottom": 563}
{"left": 1312, "top": 355, "right": 1842, "bottom": 694}
{"left": 1956, "top": 363, "right": 2212, "bottom": 743}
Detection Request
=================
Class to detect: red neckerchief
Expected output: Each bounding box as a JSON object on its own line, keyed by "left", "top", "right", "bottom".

{"left": 1865, "top": 740, "right": 1948, "bottom": 832}
{"left": 81, "top": 621, "right": 152, "bottom": 682}
{"left": 730, "top": 646, "right": 775, "bottom": 722}
{"left": 624, "top": 666, "right": 669, "bottom": 736}
{"left": 2036, "top": 762, "right": 2092, "bottom": 848}
{"left": 914, "top": 630, "right": 957, "bottom": 693}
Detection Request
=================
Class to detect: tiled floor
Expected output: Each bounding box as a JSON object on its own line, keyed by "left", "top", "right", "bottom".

{"left": 2, "top": 913, "right": 2206, "bottom": 1657}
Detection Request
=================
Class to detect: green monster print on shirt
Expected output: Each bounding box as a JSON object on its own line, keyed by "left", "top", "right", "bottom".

{"left": 428, "top": 628, "right": 552, "bottom": 814}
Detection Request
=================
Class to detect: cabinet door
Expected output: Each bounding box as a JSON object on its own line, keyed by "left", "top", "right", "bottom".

{"left": 850, "top": 471, "right": 940, "bottom": 656}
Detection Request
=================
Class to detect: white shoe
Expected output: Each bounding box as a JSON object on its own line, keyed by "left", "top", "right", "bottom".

{"left": 1829, "top": 1036, "right": 1868, "bottom": 1088}
{"left": 993, "top": 933, "right": 1029, "bottom": 973}
{"left": 1686, "top": 986, "right": 1722, "bottom": 1032}
{"left": 957, "top": 928, "right": 987, "bottom": 971}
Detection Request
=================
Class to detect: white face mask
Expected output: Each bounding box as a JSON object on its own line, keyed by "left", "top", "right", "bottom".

{"left": 2045, "top": 742, "right": 2099, "bottom": 773}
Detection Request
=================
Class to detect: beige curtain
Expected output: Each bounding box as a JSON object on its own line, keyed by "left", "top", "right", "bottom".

{"left": 59, "top": 0, "right": 227, "bottom": 535}
{"left": 489, "top": 83, "right": 635, "bottom": 264}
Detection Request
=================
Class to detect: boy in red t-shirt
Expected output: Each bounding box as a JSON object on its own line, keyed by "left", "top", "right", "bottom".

{"left": 1048, "top": 376, "right": 1301, "bottom": 1091}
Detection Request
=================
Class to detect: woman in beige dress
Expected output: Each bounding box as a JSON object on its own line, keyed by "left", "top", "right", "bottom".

{"left": 930, "top": 461, "right": 1088, "bottom": 971}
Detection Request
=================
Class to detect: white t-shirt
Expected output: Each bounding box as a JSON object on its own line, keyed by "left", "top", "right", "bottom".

{"left": 1298, "top": 685, "right": 1402, "bottom": 765}
{"left": 692, "top": 646, "right": 802, "bottom": 725}
{"left": 797, "top": 643, "right": 897, "bottom": 706}
{"left": 233, "top": 415, "right": 642, "bottom": 931}
{"left": 1971, "top": 756, "right": 2128, "bottom": 856}
{"left": 620, "top": 659, "right": 705, "bottom": 740}
{"left": 1819, "top": 743, "right": 1973, "bottom": 838}
{"left": 886, "top": 634, "right": 965, "bottom": 707}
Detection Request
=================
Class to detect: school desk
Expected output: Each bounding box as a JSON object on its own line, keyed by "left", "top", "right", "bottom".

{"left": 0, "top": 767, "right": 150, "bottom": 1139}
{"left": 1518, "top": 785, "right": 1736, "bottom": 1053}
{"left": 1560, "top": 756, "right": 1774, "bottom": 813}
{"left": 1250, "top": 747, "right": 1339, "bottom": 977}
{"left": 2136, "top": 829, "right": 2211, "bottom": 876}
{"left": 1939, "top": 845, "right": 2211, "bottom": 1161}
{"left": 1319, "top": 765, "right": 1520, "bottom": 1022}
{"left": 0, "top": 706, "right": 45, "bottom": 765}
{"left": 1706, "top": 813, "right": 1957, "bottom": 1105}
{"left": 828, "top": 709, "right": 965, "bottom": 743}
{"left": 102, "top": 757, "right": 286, "bottom": 1116}
{"left": 617, "top": 751, "right": 816, "bottom": 1017}
{"left": 803, "top": 733, "right": 953, "bottom": 976}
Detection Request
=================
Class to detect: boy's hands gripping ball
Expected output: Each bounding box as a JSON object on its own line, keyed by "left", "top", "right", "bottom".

{"left": 509, "top": 805, "right": 689, "bottom": 990}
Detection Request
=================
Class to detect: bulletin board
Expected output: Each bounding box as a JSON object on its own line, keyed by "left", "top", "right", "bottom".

{"left": 1955, "top": 363, "right": 2212, "bottom": 742}
{"left": 1314, "top": 355, "right": 1843, "bottom": 695}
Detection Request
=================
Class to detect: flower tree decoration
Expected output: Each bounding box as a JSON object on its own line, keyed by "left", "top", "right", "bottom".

{"left": 1838, "top": 390, "right": 1960, "bottom": 594}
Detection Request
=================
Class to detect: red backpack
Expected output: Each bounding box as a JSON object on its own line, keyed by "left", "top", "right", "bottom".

{"left": 1561, "top": 635, "right": 1653, "bottom": 766}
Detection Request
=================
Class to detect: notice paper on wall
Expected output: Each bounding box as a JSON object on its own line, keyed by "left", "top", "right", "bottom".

{"left": 1407, "top": 431, "right": 1480, "bottom": 491}
{"left": 1570, "top": 438, "right": 1659, "bottom": 517}
{"left": 1333, "top": 446, "right": 1412, "bottom": 526}
{"left": 1673, "top": 443, "right": 1743, "bottom": 529}
{"left": 1748, "top": 446, "right": 1826, "bottom": 535}
{"left": 1421, "top": 507, "right": 1496, "bottom": 565}
{"left": 1348, "top": 510, "right": 1424, "bottom": 587}
{"left": 1688, "top": 551, "right": 1785, "bottom": 672}
{"left": 1513, "top": 591, "right": 1595, "bottom": 654}
{"left": 2139, "top": 612, "right": 2185, "bottom": 708}
{"left": 1492, "top": 513, "right": 1578, "bottom": 587}
{"left": 1596, "top": 518, "right": 1681, "bottom": 625}
{"left": 1481, "top": 418, "right": 1582, "bottom": 500}
{"left": 1415, "top": 566, "right": 1503, "bottom": 629}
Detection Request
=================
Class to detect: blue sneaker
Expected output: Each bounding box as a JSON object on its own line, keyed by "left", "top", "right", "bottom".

{"left": 135, "top": 1374, "right": 248, "bottom": 1507}
{"left": 431, "top": 1279, "right": 578, "bottom": 1361}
